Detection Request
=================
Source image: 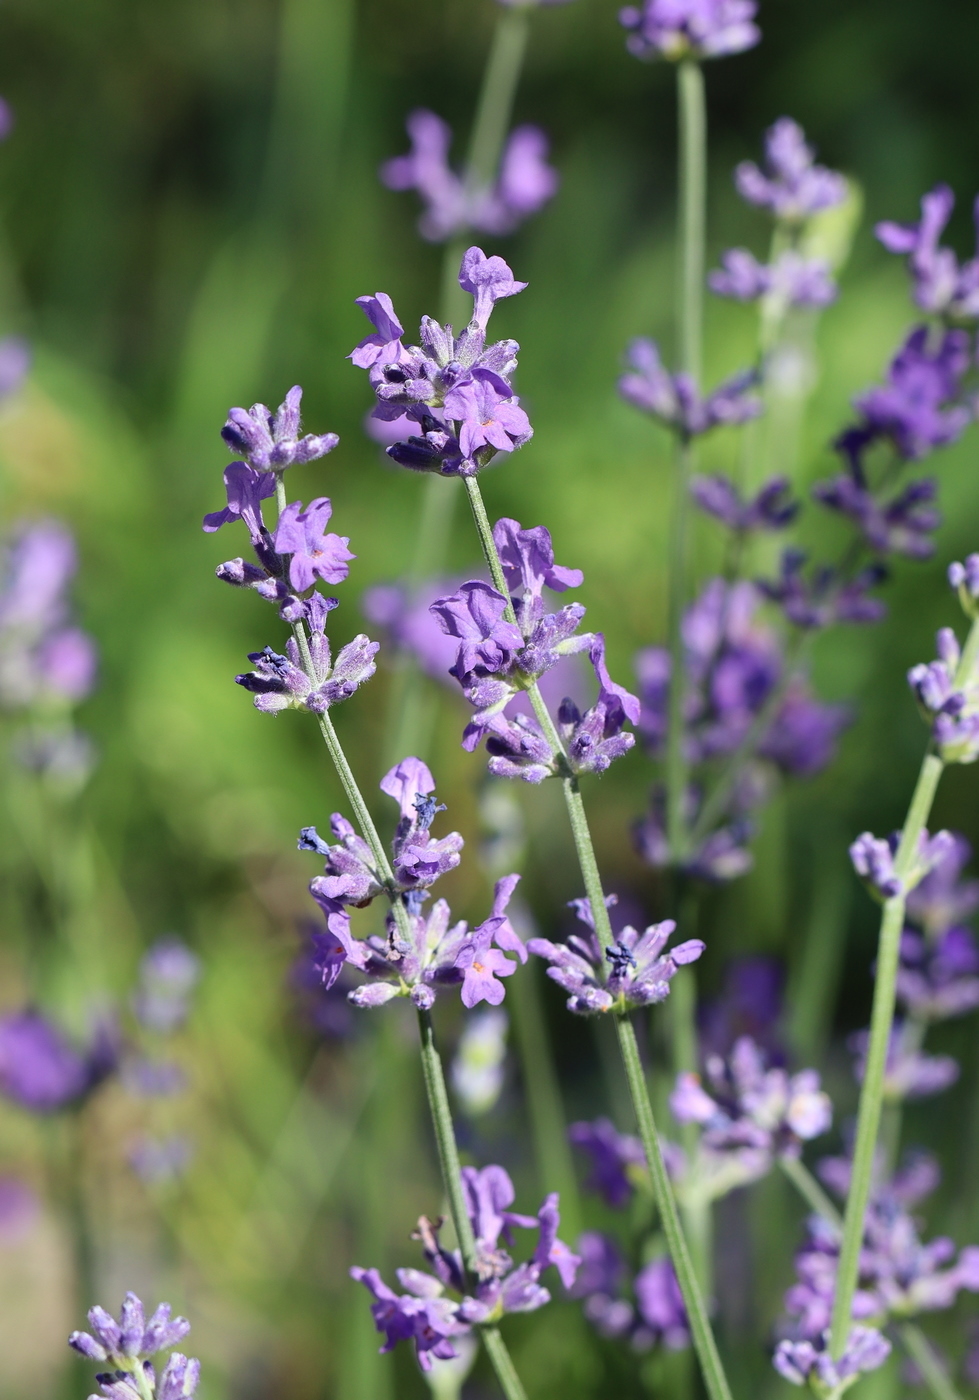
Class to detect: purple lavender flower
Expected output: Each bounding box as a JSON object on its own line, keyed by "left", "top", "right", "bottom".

{"left": 568, "top": 1118, "right": 647, "bottom": 1207}
{"left": 431, "top": 581, "right": 525, "bottom": 685}
{"left": 570, "top": 1234, "right": 689, "bottom": 1352}
{"left": 876, "top": 184, "right": 979, "bottom": 320}
{"left": 948, "top": 553, "right": 979, "bottom": 618}
{"left": 528, "top": 895, "right": 704, "bottom": 1015}
{"left": 759, "top": 548, "right": 887, "bottom": 629}
{"left": 907, "top": 627, "right": 979, "bottom": 763}
{"left": 735, "top": 118, "right": 847, "bottom": 223}
{"left": 220, "top": 386, "right": 338, "bottom": 471}
{"left": 272, "top": 497, "right": 355, "bottom": 592}
{"left": 0, "top": 1010, "right": 116, "bottom": 1113}
{"left": 633, "top": 1257, "right": 690, "bottom": 1352}
{"left": 235, "top": 591, "right": 378, "bottom": 714}
{"left": 835, "top": 326, "right": 971, "bottom": 469}
{"left": 699, "top": 956, "right": 783, "bottom": 1058}
{"left": 671, "top": 1036, "right": 830, "bottom": 1171}
{"left": 362, "top": 576, "right": 470, "bottom": 681}
{"left": 132, "top": 939, "right": 200, "bottom": 1034}
{"left": 618, "top": 338, "right": 761, "bottom": 438}
{"left": 850, "top": 828, "right": 956, "bottom": 903}
{"left": 86, "top": 1353, "right": 200, "bottom": 1400}
{"left": 352, "top": 249, "right": 532, "bottom": 476}
{"left": 0, "top": 336, "right": 29, "bottom": 399}
{"left": 382, "top": 110, "right": 559, "bottom": 243}
{"left": 774, "top": 1328, "right": 891, "bottom": 1390}
{"left": 202, "top": 462, "right": 276, "bottom": 542}
{"left": 494, "top": 516, "right": 584, "bottom": 627}
{"left": 813, "top": 473, "right": 940, "bottom": 560}
{"left": 618, "top": 0, "right": 760, "bottom": 62}
{"left": 850, "top": 1022, "right": 959, "bottom": 1102}
{"left": 709, "top": 249, "right": 837, "bottom": 307}
{"left": 69, "top": 1293, "right": 191, "bottom": 1366}
{"left": 897, "top": 925, "right": 979, "bottom": 1021}
{"left": 905, "top": 831, "right": 979, "bottom": 937}
{"left": 689, "top": 473, "right": 798, "bottom": 533}
{"left": 634, "top": 783, "right": 755, "bottom": 882}
{"left": 352, "top": 1166, "right": 579, "bottom": 1370}
{"left": 128, "top": 1135, "right": 194, "bottom": 1185}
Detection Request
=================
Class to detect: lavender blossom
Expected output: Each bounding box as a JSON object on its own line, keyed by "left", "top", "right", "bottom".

{"left": 528, "top": 895, "right": 704, "bottom": 1015}
{"left": 0, "top": 1011, "right": 116, "bottom": 1113}
{"left": 220, "top": 386, "right": 338, "bottom": 471}
{"left": 69, "top": 1293, "right": 191, "bottom": 1366}
{"left": 272, "top": 498, "right": 355, "bottom": 592}
{"left": 352, "top": 1166, "right": 579, "bottom": 1371}
{"left": 670, "top": 1037, "right": 831, "bottom": 1177}
{"left": 905, "top": 831, "right": 979, "bottom": 937}
{"left": 907, "top": 626, "right": 979, "bottom": 763}
{"left": 0, "top": 336, "right": 30, "bottom": 399}
{"left": 618, "top": 338, "right": 761, "bottom": 438}
{"left": 362, "top": 576, "right": 469, "bottom": 682}
{"left": 948, "top": 553, "right": 979, "bottom": 618}
{"left": 773, "top": 1328, "right": 891, "bottom": 1392}
{"left": 850, "top": 827, "right": 956, "bottom": 903}
{"left": 709, "top": 249, "right": 837, "bottom": 307}
{"left": 569, "top": 1118, "right": 647, "bottom": 1207}
{"left": 618, "top": 0, "right": 760, "bottom": 62}
{"left": 571, "top": 1234, "right": 689, "bottom": 1352}
{"left": 690, "top": 473, "right": 798, "bottom": 533}
{"left": 382, "top": 110, "right": 558, "bottom": 243}
{"left": 850, "top": 1022, "right": 959, "bottom": 1102}
{"left": 813, "top": 474, "right": 941, "bottom": 561}
{"left": 735, "top": 118, "right": 847, "bottom": 223}
{"left": 699, "top": 956, "right": 783, "bottom": 1058}
{"left": 897, "top": 926, "right": 979, "bottom": 1021}
{"left": 876, "top": 184, "right": 979, "bottom": 320}
{"left": 759, "top": 549, "right": 887, "bottom": 629}
{"left": 132, "top": 939, "right": 200, "bottom": 1034}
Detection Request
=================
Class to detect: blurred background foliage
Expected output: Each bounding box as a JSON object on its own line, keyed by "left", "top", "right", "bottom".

{"left": 1, "top": 0, "right": 979, "bottom": 1396}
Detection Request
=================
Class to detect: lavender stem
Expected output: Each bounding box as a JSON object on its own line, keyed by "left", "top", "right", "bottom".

{"left": 778, "top": 1155, "right": 843, "bottom": 1233}
{"left": 899, "top": 1322, "right": 965, "bottom": 1400}
{"left": 461, "top": 472, "right": 733, "bottom": 1400}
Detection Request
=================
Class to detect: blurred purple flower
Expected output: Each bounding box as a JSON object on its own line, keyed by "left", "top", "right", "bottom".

{"left": 813, "top": 473, "right": 940, "bottom": 560}
{"left": 897, "top": 925, "right": 979, "bottom": 1021}
{"left": 690, "top": 473, "right": 798, "bottom": 533}
{"left": 0, "top": 336, "right": 30, "bottom": 398}
{"left": 774, "top": 1328, "right": 891, "bottom": 1390}
{"left": 569, "top": 1118, "right": 646, "bottom": 1207}
{"left": 850, "top": 1021, "right": 959, "bottom": 1102}
{"left": 877, "top": 184, "right": 979, "bottom": 319}
{"left": 735, "top": 118, "right": 847, "bottom": 222}
{"left": 619, "top": 338, "right": 761, "bottom": 437}
{"left": 907, "top": 628, "right": 979, "bottom": 764}
{"left": 758, "top": 548, "right": 887, "bottom": 629}
{"left": 0, "top": 1010, "right": 116, "bottom": 1113}
{"left": 709, "top": 248, "right": 836, "bottom": 307}
{"left": 132, "top": 938, "right": 200, "bottom": 1034}
{"left": 128, "top": 1135, "right": 194, "bottom": 1186}
{"left": 619, "top": 0, "right": 760, "bottom": 61}
{"left": 905, "top": 831, "right": 979, "bottom": 937}
{"left": 0, "top": 1176, "right": 39, "bottom": 1241}
{"left": 699, "top": 956, "right": 783, "bottom": 1058}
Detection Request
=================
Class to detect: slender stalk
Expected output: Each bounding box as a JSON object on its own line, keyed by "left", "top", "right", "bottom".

{"left": 460, "top": 472, "right": 732, "bottom": 1400}
{"left": 828, "top": 740, "right": 949, "bottom": 1356}
{"left": 668, "top": 889, "right": 712, "bottom": 1295}
{"left": 900, "top": 1322, "right": 965, "bottom": 1400}
{"left": 480, "top": 1325, "right": 529, "bottom": 1400}
{"left": 665, "top": 437, "right": 693, "bottom": 859}
{"left": 417, "top": 1009, "right": 479, "bottom": 1279}
{"left": 617, "top": 1017, "right": 733, "bottom": 1400}
{"left": 778, "top": 1155, "right": 842, "bottom": 1233}
{"left": 463, "top": 8, "right": 530, "bottom": 198}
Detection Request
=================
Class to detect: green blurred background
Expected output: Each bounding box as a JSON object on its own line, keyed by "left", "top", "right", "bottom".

{"left": 1, "top": 0, "right": 979, "bottom": 1396}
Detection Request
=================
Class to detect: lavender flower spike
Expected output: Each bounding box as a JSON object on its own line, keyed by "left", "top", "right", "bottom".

{"left": 709, "top": 249, "right": 837, "bottom": 308}
{"left": 619, "top": 0, "right": 760, "bottom": 62}
{"left": 272, "top": 498, "right": 355, "bottom": 593}
{"left": 70, "top": 1293, "right": 190, "bottom": 1366}
{"left": 528, "top": 897, "right": 704, "bottom": 1015}
{"left": 221, "top": 386, "right": 339, "bottom": 471}
{"left": 690, "top": 473, "right": 798, "bottom": 532}
{"left": 773, "top": 1327, "right": 891, "bottom": 1393}
{"left": 876, "top": 184, "right": 979, "bottom": 320}
{"left": 619, "top": 338, "right": 761, "bottom": 438}
{"left": 569, "top": 1118, "right": 647, "bottom": 1207}
{"left": 949, "top": 553, "right": 979, "bottom": 618}
{"left": 850, "top": 828, "right": 956, "bottom": 902}
{"left": 735, "top": 117, "right": 847, "bottom": 223}
{"left": 907, "top": 627, "right": 979, "bottom": 764}
{"left": 458, "top": 247, "right": 528, "bottom": 332}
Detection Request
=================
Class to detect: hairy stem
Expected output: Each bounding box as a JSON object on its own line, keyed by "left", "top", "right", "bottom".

{"left": 480, "top": 1324, "right": 529, "bottom": 1400}
{"left": 900, "top": 1322, "right": 965, "bottom": 1400}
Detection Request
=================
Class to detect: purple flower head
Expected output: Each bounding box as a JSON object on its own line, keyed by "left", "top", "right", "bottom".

{"left": 272, "top": 497, "right": 355, "bottom": 593}
{"left": 350, "top": 293, "right": 409, "bottom": 370}
{"left": 618, "top": 338, "right": 761, "bottom": 438}
{"left": 876, "top": 184, "right": 979, "bottom": 320}
{"left": 569, "top": 1118, "right": 646, "bottom": 1207}
{"left": 618, "top": 0, "right": 760, "bottom": 62}
{"left": 907, "top": 628, "right": 979, "bottom": 764}
{"left": 0, "top": 1010, "right": 117, "bottom": 1113}
{"left": 557, "top": 636, "right": 640, "bottom": 776}
{"left": 905, "top": 831, "right": 979, "bottom": 937}
{"left": 493, "top": 517, "right": 583, "bottom": 630}
{"left": 699, "top": 956, "right": 783, "bottom": 1058}
{"left": 349, "top": 1266, "right": 468, "bottom": 1372}
{"left": 443, "top": 367, "right": 532, "bottom": 469}
{"left": 381, "top": 111, "right": 558, "bottom": 243}
{"left": 759, "top": 548, "right": 887, "bottom": 629}
{"left": 235, "top": 599, "right": 379, "bottom": 715}
{"left": 220, "top": 386, "right": 338, "bottom": 471}
{"left": 670, "top": 1037, "right": 831, "bottom": 1185}
{"left": 851, "top": 1021, "right": 959, "bottom": 1102}
{"left": 773, "top": 1329, "right": 891, "bottom": 1390}
{"left": 836, "top": 326, "right": 971, "bottom": 469}
{"left": 332, "top": 877, "right": 522, "bottom": 1011}
{"left": 690, "top": 473, "right": 798, "bottom": 533}
{"left": 568, "top": 1231, "right": 625, "bottom": 1301}
{"left": 850, "top": 827, "right": 956, "bottom": 903}
{"left": 132, "top": 938, "right": 200, "bottom": 1034}
{"left": 431, "top": 581, "right": 525, "bottom": 686}
{"left": 758, "top": 680, "right": 851, "bottom": 777}
{"left": 709, "top": 248, "right": 837, "bottom": 307}
{"left": 813, "top": 473, "right": 941, "bottom": 561}
{"left": 633, "top": 1257, "right": 690, "bottom": 1352}
{"left": 897, "top": 925, "right": 979, "bottom": 1021}
{"left": 528, "top": 897, "right": 704, "bottom": 1015}
{"left": 201, "top": 461, "right": 276, "bottom": 545}
{"left": 362, "top": 576, "right": 471, "bottom": 682}
{"left": 0, "top": 336, "right": 29, "bottom": 399}
{"left": 948, "top": 553, "right": 979, "bottom": 619}
{"left": 458, "top": 247, "right": 528, "bottom": 332}
{"left": 306, "top": 811, "right": 385, "bottom": 907}
{"left": 735, "top": 118, "right": 847, "bottom": 223}
{"left": 69, "top": 1293, "right": 191, "bottom": 1366}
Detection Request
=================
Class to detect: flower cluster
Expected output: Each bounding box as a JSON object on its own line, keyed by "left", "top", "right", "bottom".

{"left": 618, "top": 0, "right": 760, "bottom": 62}
{"left": 849, "top": 1022, "right": 959, "bottom": 1102}
{"left": 907, "top": 611, "right": 979, "bottom": 764}
{"left": 69, "top": 1293, "right": 199, "bottom": 1400}
{"left": 735, "top": 117, "right": 847, "bottom": 224}
{"left": 351, "top": 1165, "right": 579, "bottom": 1371}
{"left": 898, "top": 832, "right": 979, "bottom": 1020}
{"left": 0, "top": 1009, "right": 117, "bottom": 1114}
{"left": 570, "top": 1232, "right": 690, "bottom": 1353}
{"left": 528, "top": 894, "right": 704, "bottom": 1015}
{"left": 670, "top": 1036, "right": 831, "bottom": 1188}
{"left": 351, "top": 247, "right": 532, "bottom": 477}
{"left": 774, "top": 1327, "right": 891, "bottom": 1395}
{"left": 849, "top": 827, "right": 955, "bottom": 903}
{"left": 876, "top": 184, "right": 979, "bottom": 321}
{"left": 709, "top": 248, "right": 836, "bottom": 310}
{"left": 569, "top": 1118, "right": 647, "bottom": 1207}
{"left": 618, "top": 338, "right": 760, "bottom": 439}
{"left": 428, "top": 518, "right": 638, "bottom": 779}
{"left": 382, "top": 110, "right": 558, "bottom": 242}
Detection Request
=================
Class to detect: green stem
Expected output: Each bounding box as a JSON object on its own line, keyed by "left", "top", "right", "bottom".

{"left": 778, "top": 1155, "right": 843, "bottom": 1233}
{"left": 464, "top": 8, "right": 530, "bottom": 197}
{"left": 899, "top": 1322, "right": 965, "bottom": 1400}
{"left": 828, "top": 744, "right": 948, "bottom": 1357}
{"left": 665, "top": 437, "right": 693, "bottom": 860}
{"left": 616, "top": 1018, "right": 733, "bottom": 1400}
{"left": 480, "top": 1325, "right": 529, "bottom": 1400}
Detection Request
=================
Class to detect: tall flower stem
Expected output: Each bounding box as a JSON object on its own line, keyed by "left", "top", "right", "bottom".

{"left": 829, "top": 615, "right": 979, "bottom": 1358}
{"left": 665, "top": 59, "right": 706, "bottom": 863}
{"left": 900, "top": 1322, "right": 965, "bottom": 1400}
{"left": 461, "top": 473, "right": 733, "bottom": 1400}
{"left": 271, "top": 478, "right": 527, "bottom": 1400}
{"left": 779, "top": 1155, "right": 842, "bottom": 1232}
{"left": 464, "top": 7, "right": 530, "bottom": 200}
